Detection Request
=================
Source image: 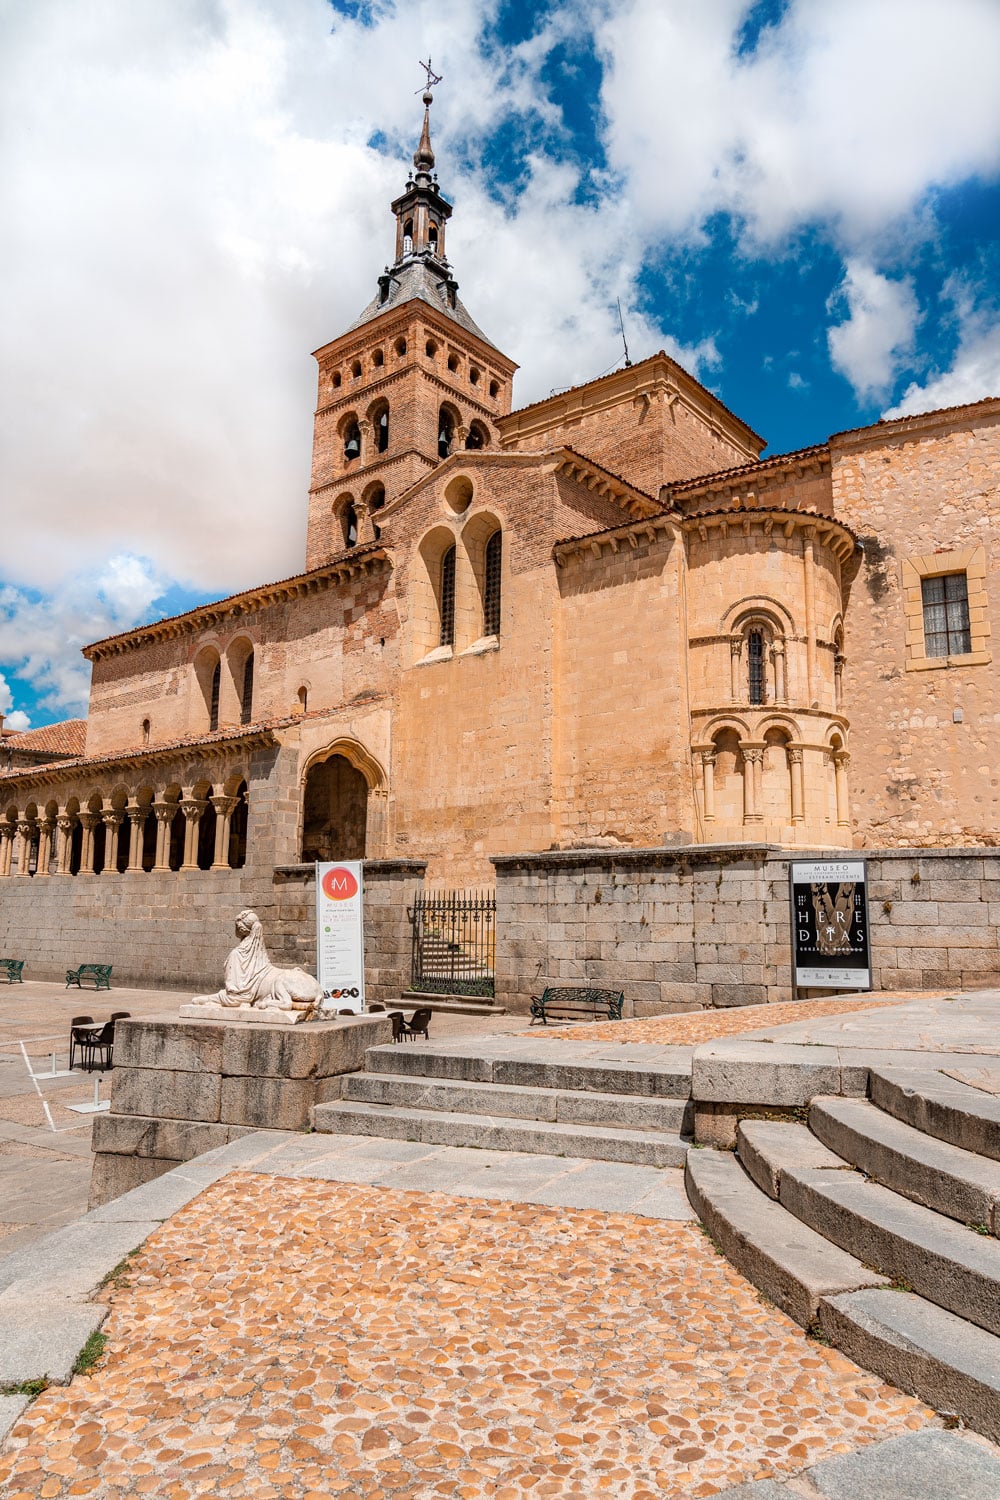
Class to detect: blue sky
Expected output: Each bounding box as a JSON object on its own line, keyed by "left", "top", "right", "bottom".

{"left": 1, "top": 0, "right": 999, "bottom": 728}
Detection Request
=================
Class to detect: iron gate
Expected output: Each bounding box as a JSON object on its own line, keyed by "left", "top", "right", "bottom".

{"left": 410, "top": 889, "right": 496, "bottom": 996}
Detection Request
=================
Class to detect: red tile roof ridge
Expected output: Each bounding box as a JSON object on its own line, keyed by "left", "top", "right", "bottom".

{"left": 829, "top": 392, "right": 1000, "bottom": 443}
{"left": 667, "top": 442, "right": 831, "bottom": 497}
{"left": 0, "top": 719, "right": 87, "bottom": 755}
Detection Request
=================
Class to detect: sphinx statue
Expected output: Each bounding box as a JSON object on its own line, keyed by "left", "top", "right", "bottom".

{"left": 189, "top": 909, "right": 325, "bottom": 1017}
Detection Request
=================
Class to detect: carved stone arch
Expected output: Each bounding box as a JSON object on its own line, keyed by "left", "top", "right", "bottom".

{"left": 226, "top": 635, "right": 256, "bottom": 725}
{"left": 300, "top": 738, "right": 388, "bottom": 863}
{"left": 722, "top": 595, "right": 796, "bottom": 636}
{"left": 192, "top": 641, "right": 222, "bottom": 734}
{"left": 701, "top": 712, "right": 753, "bottom": 742}
{"left": 462, "top": 509, "right": 504, "bottom": 640}
{"left": 755, "top": 712, "right": 802, "bottom": 741}
{"left": 415, "top": 523, "right": 460, "bottom": 658}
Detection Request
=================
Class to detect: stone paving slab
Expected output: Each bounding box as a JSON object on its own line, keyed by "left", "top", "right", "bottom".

{"left": 0, "top": 1398, "right": 28, "bottom": 1447}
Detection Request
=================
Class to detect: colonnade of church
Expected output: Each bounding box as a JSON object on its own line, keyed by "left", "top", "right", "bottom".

{"left": 0, "top": 778, "right": 249, "bottom": 879}
{"left": 694, "top": 731, "right": 851, "bottom": 835}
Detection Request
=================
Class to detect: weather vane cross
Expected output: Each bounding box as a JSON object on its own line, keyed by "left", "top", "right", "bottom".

{"left": 416, "top": 57, "right": 443, "bottom": 94}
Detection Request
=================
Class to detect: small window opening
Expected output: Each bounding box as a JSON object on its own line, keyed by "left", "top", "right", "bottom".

{"left": 297, "top": 685, "right": 308, "bottom": 714}
{"left": 343, "top": 502, "right": 358, "bottom": 548}
{"left": 483, "top": 531, "right": 502, "bottom": 638}
{"left": 469, "top": 366, "right": 480, "bottom": 386}
{"left": 440, "top": 544, "right": 456, "bottom": 648}
{"left": 465, "top": 423, "right": 487, "bottom": 451}
{"left": 240, "top": 651, "right": 255, "bottom": 725}
{"left": 372, "top": 349, "right": 384, "bottom": 368}
{"left": 350, "top": 360, "right": 362, "bottom": 379}
{"left": 922, "top": 573, "right": 971, "bottom": 657}
{"left": 209, "top": 659, "right": 221, "bottom": 733}
{"left": 425, "top": 339, "right": 438, "bottom": 358}
{"left": 748, "top": 629, "right": 765, "bottom": 705}
{"left": 447, "top": 353, "right": 459, "bottom": 373}
{"left": 368, "top": 484, "right": 385, "bottom": 512}
{"left": 394, "top": 336, "right": 407, "bottom": 357}
{"left": 428, "top": 222, "right": 438, "bottom": 253}
{"left": 402, "top": 220, "right": 413, "bottom": 254}
{"left": 438, "top": 407, "right": 454, "bottom": 460}
{"left": 141, "top": 718, "right": 150, "bottom": 746}
{"left": 343, "top": 421, "right": 361, "bottom": 462}
{"left": 331, "top": 372, "right": 341, "bottom": 390}
{"left": 376, "top": 408, "right": 389, "bottom": 453}
{"left": 489, "top": 379, "right": 500, "bottom": 399}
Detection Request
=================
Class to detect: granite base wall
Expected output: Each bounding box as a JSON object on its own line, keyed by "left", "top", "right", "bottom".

{"left": 492, "top": 845, "right": 1000, "bottom": 1015}
{"left": 0, "top": 859, "right": 425, "bottom": 1001}
{"left": 89, "top": 1012, "right": 392, "bottom": 1206}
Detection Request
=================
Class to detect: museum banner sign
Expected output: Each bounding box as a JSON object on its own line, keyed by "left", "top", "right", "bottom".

{"left": 789, "top": 859, "right": 871, "bottom": 992}
{"left": 315, "top": 860, "right": 366, "bottom": 1012}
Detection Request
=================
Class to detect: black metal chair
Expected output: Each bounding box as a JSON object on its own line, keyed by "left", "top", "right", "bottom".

{"left": 368, "top": 1003, "right": 385, "bottom": 1012}
{"left": 68, "top": 1015, "right": 95, "bottom": 1071}
{"left": 401, "top": 1007, "right": 432, "bottom": 1042}
{"left": 389, "top": 1011, "right": 406, "bottom": 1043}
{"left": 89, "top": 1011, "right": 130, "bottom": 1072}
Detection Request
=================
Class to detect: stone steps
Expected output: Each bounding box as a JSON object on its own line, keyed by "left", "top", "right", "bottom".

{"left": 342, "top": 1071, "right": 689, "bottom": 1132}
{"left": 312, "top": 1100, "right": 687, "bottom": 1167}
{"left": 737, "top": 1117, "right": 1000, "bottom": 1338}
{"left": 362, "top": 1043, "right": 693, "bottom": 1097}
{"left": 870, "top": 1064, "right": 1000, "bottom": 1161}
{"left": 810, "top": 1094, "right": 1000, "bottom": 1234}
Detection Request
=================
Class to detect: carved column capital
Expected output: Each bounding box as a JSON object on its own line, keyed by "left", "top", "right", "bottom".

{"left": 786, "top": 746, "right": 804, "bottom": 765}
{"left": 699, "top": 748, "right": 717, "bottom": 767}
{"left": 101, "top": 809, "right": 124, "bottom": 830}
{"left": 127, "top": 805, "right": 147, "bottom": 827}
{"left": 741, "top": 745, "right": 764, "bottom": 766}
{"left": 78, "top": 811, "right": 99, "bottom": 831}
{"left": 180, "top": 798, "right": 207, "bottom": 823}
{"left": 832, "top": 749, "right": 851, "bottom": 768}
{"left": 153, "top": 804, "right": 176, "bottom": 825}
{"left": 730, "top": 637, "right": 743, "bottom": 657}
{"left": 16, "top": 819, "right": 34, "bottom": 838}
{"left": 210, "top": 795, "right": 238, "bottom": 818}
{"left": 56, "top": 814, "right": 76, "bottom": 834}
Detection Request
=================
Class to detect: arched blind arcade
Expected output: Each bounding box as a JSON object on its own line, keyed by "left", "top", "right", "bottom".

{"left": 483, "top": 531, "right": 502, "bottom": 637}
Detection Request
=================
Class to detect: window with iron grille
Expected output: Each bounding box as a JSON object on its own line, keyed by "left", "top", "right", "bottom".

{"left": 922, "top": 572, "right": 971, "bottom": 657}
{"left": 440, "top": 546, "right": 456, "bottom": 647}
{"left": 240, "top": 651, "right": 254, "bottom": 724}
{"left": 483, "top": 530, "right": 502, "bottom": 637}
{"left": 209, "top": 660, "right": 221, "bottom": 733}
{"left": 747, "top": 628, "right": 765, "bottom": 704}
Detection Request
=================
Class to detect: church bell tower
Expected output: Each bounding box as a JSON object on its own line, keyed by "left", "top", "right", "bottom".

{"left": 305, "top": 83, "right": 518, "bottom": 570}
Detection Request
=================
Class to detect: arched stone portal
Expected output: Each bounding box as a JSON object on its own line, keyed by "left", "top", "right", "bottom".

{"left": 301, "top": 754, "right": 369, "bottom": 862}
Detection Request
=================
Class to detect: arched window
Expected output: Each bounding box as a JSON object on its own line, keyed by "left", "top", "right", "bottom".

{"left": 447, "top": 353, "right": 460, "bottom": 373}
{"left": 240, "top": 651, "right": 254, "bottom": 725}
{"left": 376, "top": 406, "right": 389, "bottom": 453}
{"left": 394, "top": 336, "right": 407, "bottom": 357}
{"left": 465, "top": 422, "right": 488, "bottom": 450}
{"left": 141, "top": 718, "right": 150, "bottom": 746}
{"left": 483, "top": 530, "right": 502, "bottom": 637}
{"left": 372, "top": 349, "right": 384, "bottom": 369}
{"left": 440, "top": 544, "right": 456, "bottom": 647}
{"left": 469, "top": 366, "right": 480, "bottom": 386}
{"left": 297, "top": 685, "right": 308, "bottom": 714}
{"left": 403, "top": 220, "right": 413, "bottom": 254}
{"left": 342, "top": 502, "right": 358, "bottom": 548}
{"left": 209, "top": 660, "right": 221, "bottom": 733}
{"left": 748, "top": 629, "right": 765, "bottom": 705}
{"left": 438, "top": 407, "right": 455, "bottom": 460}
{"left": 350, "top": 360, "right": 362, "bottom": 380}
{"left": 489, "top": 379, "right": 500, "bottom": 399}
{"left": 428, "top": 222, "right": 438, "bottom": 254}
{"left": 343, "top": 419, "right": 361, "bottom": 462}
{"left": 425, "top": 339, "right": 438, "bottom": 359}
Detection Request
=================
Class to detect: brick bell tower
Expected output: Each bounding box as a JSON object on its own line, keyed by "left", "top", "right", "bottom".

{"left": 306, "top": 84, "right": 518, "bottom": 569}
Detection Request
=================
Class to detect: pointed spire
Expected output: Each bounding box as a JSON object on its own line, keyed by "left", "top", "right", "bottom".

{"left": 413, "top": 89, "right": 435, "bottom": 175}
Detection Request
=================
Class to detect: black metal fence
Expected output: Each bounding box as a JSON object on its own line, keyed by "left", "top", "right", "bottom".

{"left": 410, "top": 889, "right": 496, "bottom": 996}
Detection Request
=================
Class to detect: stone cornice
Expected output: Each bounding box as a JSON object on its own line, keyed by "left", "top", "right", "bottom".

{"left": 830, "top": 395, "right": 1000, "bottom": 453}
{"left": 669, "top": 445, "right": 831, "bottom": 509}
{"left": 0, "top": 722, "right": 287, "bottom": 795}
{"left": 83, "top": 548, "right": 391, "bottom": 660}
{"left": 312, "top": 302, "right": 518, "bottom": 377}
{"left": 491, "top": 842, "right": 778, "bottom": 873}
{"left": 681, "top": 508, "right": 858, "bottom": 564}
{"left": 553, "top": 512, "right": 677, "bottom": 565}
{"left": 309, "top": 450, "right": 434, "bottom": 497}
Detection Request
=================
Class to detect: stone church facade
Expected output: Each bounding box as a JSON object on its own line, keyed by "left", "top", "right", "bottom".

{"left": 1, "top": 100, "right": 999, "bottom": 1000}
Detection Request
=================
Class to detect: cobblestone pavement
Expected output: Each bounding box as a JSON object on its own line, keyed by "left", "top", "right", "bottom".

{"left": 0, "top": 1169, "right": 935, "bottom": 1500}
{"left": 534, "top": 996, "right": 909, "bottom": 1046}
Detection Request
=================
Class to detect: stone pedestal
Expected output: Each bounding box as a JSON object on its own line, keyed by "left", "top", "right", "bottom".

{"left": 89, "top": 1013, "right": 391, "bottom": 1208}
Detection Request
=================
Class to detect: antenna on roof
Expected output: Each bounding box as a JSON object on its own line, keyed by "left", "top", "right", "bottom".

{"left": 617, "top": 298, "right": 632, "bottom": 369}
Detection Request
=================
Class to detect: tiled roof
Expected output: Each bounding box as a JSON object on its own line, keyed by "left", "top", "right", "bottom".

{"left": 667, "top": 443, "right": 830, "bottom": 499}
{"left": 348, "top": 257, "right": 501, "bottom": 350}
{"left": 2, "top": 719, "right": 87, "bottom": 757}
{"left": 829, "top": 393, "right": 1000, "bottom": 444}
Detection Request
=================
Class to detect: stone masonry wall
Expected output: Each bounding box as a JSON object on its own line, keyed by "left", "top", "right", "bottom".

{"left": 0, "top": 858, "right": 425, "bottom": 997}
{"left": 493, "top": 845, "right": 1000, "bottom": 1015}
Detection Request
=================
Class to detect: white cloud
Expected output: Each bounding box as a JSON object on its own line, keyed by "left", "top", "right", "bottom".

{"left": 826, "top": 260, "right": 920, "bottom": 400}
{"left": 0, "top": 555, "right": 166, "bottom": 716}
{"left": 883, "top": 278, "right": 1000, "bottom": 418}
{"left": 0, "top": 672, "right": 30, "bottom": 730}
{"left": 596, "top": 0, "right": 1000, "bottom": 249}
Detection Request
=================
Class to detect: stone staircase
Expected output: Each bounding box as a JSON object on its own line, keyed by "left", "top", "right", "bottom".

{"left": 313, "top": 1040, "right": 692, "bottom": 1167}
{"left": 686, "top": 1062, "right": 1000, "bottom": 1442}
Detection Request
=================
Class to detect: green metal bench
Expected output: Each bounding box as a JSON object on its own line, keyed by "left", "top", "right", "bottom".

{"left": 66, "top": 963, "right": 113, "bottom": 991}
{"left": 529, "top": 986, "right": 624, "bottom": 1025}
{"left": 0, "top": 959, "right": 24, "bottom": 983}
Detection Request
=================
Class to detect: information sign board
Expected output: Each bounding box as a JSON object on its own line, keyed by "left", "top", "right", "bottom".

{"left": 789, "top": 858, "right": 870, "bottom": 992}
{"left": 315, "top": 860, "right": 365, "bottom": 1012}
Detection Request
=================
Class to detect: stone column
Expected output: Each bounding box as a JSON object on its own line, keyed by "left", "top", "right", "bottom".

{"left": 180, "top": 798, "right": 206, "bottom": 872}
{"left": 36, "top": 818, "right": 55, "bottom": 877}
{"left": 55, "top": 814, "right": 75, "bottom": 875}
{"left": 210, "top": 795, "right": 237, "bottom": 870}
{"left": 78, "top": 812, "right": 98, "bottom": 874}
{"left": 126, "top": 805, "right": 146, "bottom": 872}
{"left": 788, "top": 746, "right": 805, "bottom": 824}
{"left": 102, "top": 809, "right": 124, "bottom": 873}
{"left": 730, "top": 638, "right": 742, "bottom": 701}
{"left": 700, "top": 749, "right": 716, "bottom": 822}
{"left": 15, "top": 820, "right": 33, "bottom": 876}
{"left": 834, "top": 750, "right": 851, "bottom": 828}
{"left": 773, "top": 640, "right": 787, "bottom": 703}
{"left": 358, "top": 416, "right": 373, "bottom": 465}
{"left": 802, "top": 527, "right": 817, "bottom": 706}
{"left": 153, "top": 804, "right": 174, "bottom": 872}
{"left": 0, "top": 824, "right": 14, "bottom": 878}
{"left": 834, "top": 653, "right": 845, "bottom": 711}
{"left": 365, "top": 787, "right": 389, "bottom": 859}
{"left": 741, "top": 746, "right": 763, "bottom": 823}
